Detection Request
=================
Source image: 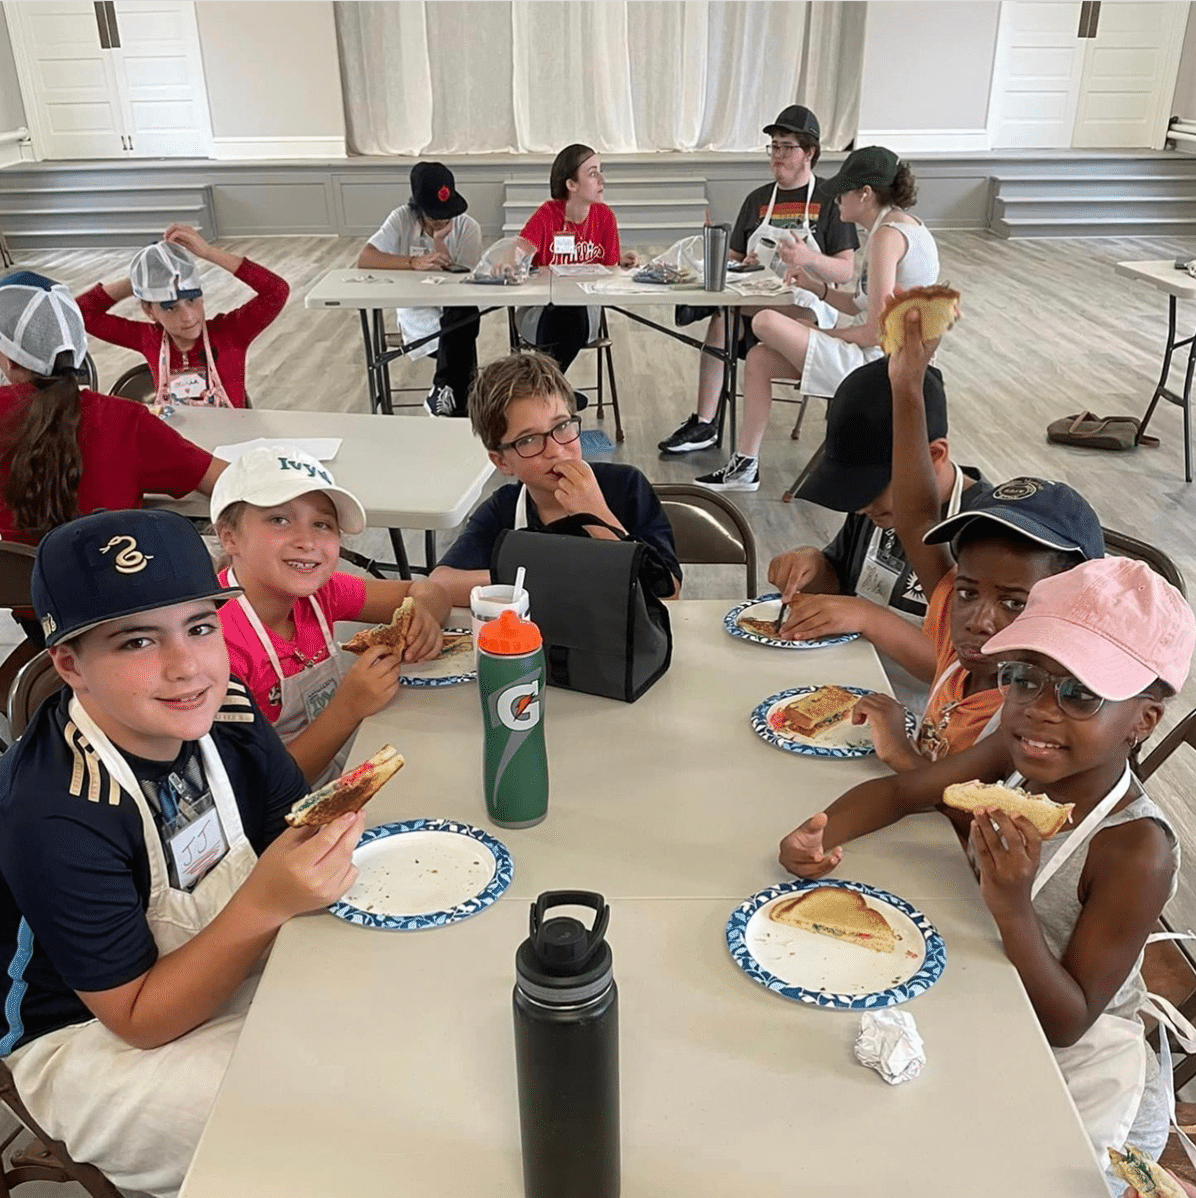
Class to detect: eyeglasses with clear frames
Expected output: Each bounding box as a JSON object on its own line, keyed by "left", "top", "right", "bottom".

{"left": 497, "top": 416, "right": 583, "bottom": 459}
{"left": 766, "top": 142, "right": 802, "bottom": 157}
{"left": 996, "top": 661, "right": 1107, "bottom": 720}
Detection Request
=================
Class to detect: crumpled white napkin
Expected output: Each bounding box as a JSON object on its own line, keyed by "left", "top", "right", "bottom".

{"left": 854, "top": 1010, "right": 925, "bottom": 1085}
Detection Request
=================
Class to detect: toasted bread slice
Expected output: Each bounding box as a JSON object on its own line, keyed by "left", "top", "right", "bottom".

{"left": 770, "top": 887, "right": 896, "bottom": 954}
{"left": 942, "top": 779, "right": 1074, "bottom": 839}
{"left": 737, "top": 615, "right": 784, "bottom": 640}
{"left": 1108, "top": 1147, "right": 1185, "bottom": 1198}
{"left": 341, "top": 598, "right": 415, "bottom": 656}
{"left": 285, "top": 745, "right": 405, "bottom": 828}
{"left": 879, "top": 284, "right": 961, "bottom": 355}
{"left": 777, "top": 686, "right": 857, "bottom": 738}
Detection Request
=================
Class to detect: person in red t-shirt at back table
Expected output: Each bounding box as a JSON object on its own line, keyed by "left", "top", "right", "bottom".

{"left": 0, "top": 271, "right": 225, "bottom": 644}
{"left": 515, "top": 144, "right": 638, "bottom": 408}
{"left": 76, "top": 224, "right": 288, "bottom": 410}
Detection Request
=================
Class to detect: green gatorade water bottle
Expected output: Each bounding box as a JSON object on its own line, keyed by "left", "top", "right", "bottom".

{"left": 477, "top": 609, "right": 549, "bottom": 828}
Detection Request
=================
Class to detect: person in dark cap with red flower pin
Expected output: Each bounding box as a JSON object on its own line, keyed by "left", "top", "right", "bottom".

{"left": 358, "top": 162, "right": 483, "bottom": 417}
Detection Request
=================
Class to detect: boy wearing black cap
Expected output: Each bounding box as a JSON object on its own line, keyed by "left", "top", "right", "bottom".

{"left": 658, "top": 105, "right": 858, "bottom": 455}
{"left": 358, "top": 162, "right": 483, "bottom": 417}
{"left": 0, "top": 509, "right": 362, "bottom": 1197}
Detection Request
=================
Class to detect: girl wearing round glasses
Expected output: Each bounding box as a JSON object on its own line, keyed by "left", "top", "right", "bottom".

{"left": 780, "top": 556, "right": 1195, "bottom": 1183}
{"left": 431, "top": 352, "right": 681, "bottom": 607}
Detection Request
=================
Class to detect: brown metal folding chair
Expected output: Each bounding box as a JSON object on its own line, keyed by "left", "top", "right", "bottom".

{"left": 653, "top": 483, "right": 757, "bottom": 598}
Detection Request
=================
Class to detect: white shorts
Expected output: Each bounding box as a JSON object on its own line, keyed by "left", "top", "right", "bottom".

{"left": 799, "top": 324, "right": 884, "bottom": 398}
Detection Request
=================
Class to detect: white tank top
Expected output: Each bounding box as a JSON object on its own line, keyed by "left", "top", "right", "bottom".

{"left": 881, "top": 218, "right": 940, "bottom": 292}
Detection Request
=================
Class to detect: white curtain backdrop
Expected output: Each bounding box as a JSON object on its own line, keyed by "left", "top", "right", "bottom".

{"left": 336, "top": 1, "right": 863, "bottom": 156}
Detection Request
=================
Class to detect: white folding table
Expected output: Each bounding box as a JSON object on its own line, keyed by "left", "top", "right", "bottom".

{"left": 180, "top": 602, "right": 1108, "bottom": 1198}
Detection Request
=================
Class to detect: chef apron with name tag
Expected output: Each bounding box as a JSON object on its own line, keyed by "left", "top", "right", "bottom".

{"left": 1019, "top": 765, "right": 1149, "bottom": 1158}
{"left": 396, "top": 232, "right": 448, "bottom": 361}
{"left": 857, "top": 465, "right": 964, "bottom": 616}
{"left": 747, "top": 180, "right": 835, "bottom": 330}
{"left": 5, "top": 699, "right": 262, "bottom": 1197}
{"left": 154, "top": 322, "right": 233, "bottom": 410}
{"left": 226, "top": 568, "right": 348, "bottom": 789}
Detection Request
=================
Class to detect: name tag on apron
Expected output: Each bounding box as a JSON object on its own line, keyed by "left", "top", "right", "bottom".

{"left": 303, "top": 673, "right": 340, "bottom": 723}
{"left": 552, "top": 233, "right": 576, "bottom": 257}
{"left": 168, "top": 806, "right": 229, "bottom": 892}
{"left": 168, "top": 369, "right": 209, "bottom": 402}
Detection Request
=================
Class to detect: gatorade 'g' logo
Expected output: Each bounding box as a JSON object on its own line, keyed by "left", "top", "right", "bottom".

{"left": 497, "top": 682, "right": 541, "bottom": 731}
{"left": 99, "top": 535, "right": 153, "bottom": 574}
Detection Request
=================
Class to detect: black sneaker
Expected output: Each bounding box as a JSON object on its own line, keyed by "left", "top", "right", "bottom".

{"left": 572, "top": 390, "right": 590, "bottom": 412}
{"left": 658, "top": 414, "right": 718, "bottom": 454}
{"left": 424, "top": 384, "right": 456, "bottom": 418}
{"left": 695, "top": 454, "right": 760, "bottom": 492}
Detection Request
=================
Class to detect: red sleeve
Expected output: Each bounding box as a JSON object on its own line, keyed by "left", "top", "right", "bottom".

{"left": 316, "top": 573, "right": 368, "bottom": 623}
{"left": 129, "top": 404, "right": 214, "bottom": 497}
{"left": 76, "top": 284, "right": 157, "bottom": 359}
{"left": 599, "top": 206, "right": 621, "bottom": 266}
{"left": 518, "top": 203, "right": 556, "bottom": 269}
{"left": 208, "top": 258, "right": 289, "bottom": 347}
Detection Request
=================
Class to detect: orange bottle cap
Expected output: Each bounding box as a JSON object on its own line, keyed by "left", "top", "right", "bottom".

{"left": 477, "top": 608, "right": 542, "bottom": 655}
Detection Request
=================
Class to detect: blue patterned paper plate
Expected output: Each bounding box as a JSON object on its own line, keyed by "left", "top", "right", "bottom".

{"left": 726, "top": 878, "right": 946, "bottom": 1009}
{"left": 750, "top": 685, "right": 916, "bottom": 759}
{"left": 329, "top": 819, "right": 512, "bottom": 930}
{"left": 724, "top": 593, "right": 860, "bottom": 650}
{"left": 399, "top": 629, "right": 476, "bottom": 688}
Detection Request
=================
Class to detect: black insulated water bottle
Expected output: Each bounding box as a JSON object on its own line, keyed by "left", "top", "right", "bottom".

{"left": 513, "top": 890, "right": 619, "bottom": 1198}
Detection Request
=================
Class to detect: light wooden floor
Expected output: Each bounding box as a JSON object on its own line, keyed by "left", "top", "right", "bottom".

{"left": 14, "top": 230, "right": 1196, "bottom": 936}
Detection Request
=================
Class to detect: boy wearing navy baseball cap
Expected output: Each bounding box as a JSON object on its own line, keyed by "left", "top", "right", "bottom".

{"left": 0, "top": 508, "right": 361, "bottom": 1197}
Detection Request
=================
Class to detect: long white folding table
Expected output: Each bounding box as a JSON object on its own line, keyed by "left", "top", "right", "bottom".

{"left": 181, "top": 602, "right": 1108, "bottom": 1197}
{"left": 1116, "top": 258, "right": 1196, "bottom": 482}
{"left": 155, "top": 405, "right": 493, "bottom": 576}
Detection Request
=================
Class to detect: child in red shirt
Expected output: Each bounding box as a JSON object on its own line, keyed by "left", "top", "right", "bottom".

{"left": 211, "top": 446, "right": 450, "bottom": 786}
{"left": 515, "top": 144, "right": 636, "bottom": 382}
{"left": 77, "top": 224, "right": 288, "bottom": 409}
{"left": 0, "top": 270, "right": 223, "bottom": 641}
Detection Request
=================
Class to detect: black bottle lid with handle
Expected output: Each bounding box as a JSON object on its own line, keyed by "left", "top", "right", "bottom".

{"left": 515, "top": 890, "right": 613, "bottom": 1006}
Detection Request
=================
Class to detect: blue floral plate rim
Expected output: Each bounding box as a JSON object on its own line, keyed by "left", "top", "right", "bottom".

{"left": 726, "top": 878, "right": 947, "bottom": 1009}
{"left": 724, "top": 593, "right": 860, "bottom": 650}
{"left": 329, "top": 818, "right": 512, "bottom": 930}
{"left": 750, "top": 685, "right": 916, "bottom": 759}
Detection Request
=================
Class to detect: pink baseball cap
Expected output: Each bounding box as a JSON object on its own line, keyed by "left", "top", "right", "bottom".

{"left": 981, "top": 556, "right": 1195, "bottom": 700}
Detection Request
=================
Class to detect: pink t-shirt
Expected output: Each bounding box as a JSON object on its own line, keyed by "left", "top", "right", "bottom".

{"left": 217, "top": 569, "right": 367, "bottom": 724}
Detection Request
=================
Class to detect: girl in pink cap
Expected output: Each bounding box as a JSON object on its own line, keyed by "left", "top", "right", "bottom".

{"left": 779, "top": 556, "right": 1196, "bottom": 1181}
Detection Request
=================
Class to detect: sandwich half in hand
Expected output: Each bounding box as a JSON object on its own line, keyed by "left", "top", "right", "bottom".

{"left": 285, "top": 745, "right": 405, "bottom": 828}
{"left": 1107, "top": 1146, "right": 1185, "bottom": 1198}
{"left": 341, "top": 598, "right": 415, "bottom": 657}
{"left": 878, "top": 284, "right": 961, "bottom": 354}
{"left": 942, "top": 779, "right": 1074, "bottom": 839}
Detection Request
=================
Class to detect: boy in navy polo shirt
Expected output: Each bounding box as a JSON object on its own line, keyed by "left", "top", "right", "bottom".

{"left": 0, "top": 509, "right": 362, "bottom": 1197}
{"left": 431, "top": 352, "right": 682, "bottom": 606}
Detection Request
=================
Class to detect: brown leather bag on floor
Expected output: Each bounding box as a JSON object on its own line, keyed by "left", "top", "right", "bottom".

{"left": 1047, "top": 411, "right": 1160, "bottom": 452}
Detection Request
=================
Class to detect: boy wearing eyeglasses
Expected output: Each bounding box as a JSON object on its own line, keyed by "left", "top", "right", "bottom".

{"left": 658, "top": 105, "right": 858, "bottom": 456}
{"left": 431, "top": 352, "right": 682, "bottom": 606}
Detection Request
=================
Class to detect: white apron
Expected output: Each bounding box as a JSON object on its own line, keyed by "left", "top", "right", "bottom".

{"left": 6, "top": 697, "right": 260, "bottom": 1197}
{"left": 857, "top": 465, "right": 963, "bottom": 614}
{"left": 226, "top": 567, "right": 347, "bottom": 789}
{"left": 1021, "top": 765, "right": 1147, "bottom": 1158}
{"left": 915, "top": 659, "right": 1003, "bottom": 763}
{"left": 515, "top": 485, "right": 530, "bottom": 531}
{"left": 153, "top": 323, "right": 232, "bottom": 411}
{"left": 747, "top": 180, "right": 835, "bottom": 330}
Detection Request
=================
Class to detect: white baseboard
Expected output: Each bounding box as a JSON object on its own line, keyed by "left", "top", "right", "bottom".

{"left": 0, "top": 141, "right": 35, "bottom": 168}
{"left": 855, "top": 128, "right": 991, "bottom": 154}
{"left": 209, "top": 136, "right": 346, "bottom": 161}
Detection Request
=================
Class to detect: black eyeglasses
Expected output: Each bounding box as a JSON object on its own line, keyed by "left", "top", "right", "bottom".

{"left": 766, "top": 142, "right": 802, "bottom": 157}
{"left": 497, "top": 416, "right": 583, "bottom": 459}
{"left": 996, "top": 661, "right": 1106, "bottom": 720}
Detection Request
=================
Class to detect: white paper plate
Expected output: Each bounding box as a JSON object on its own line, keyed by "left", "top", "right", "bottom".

{"left": 399, "top": 629, "right": 476, "bottom": 688}
{"left": 724, "top": 593, "right": 859, "bottom": 650}
{"left": 727, "top": 879, "right": 946, "bottom": 1008}
{"left": 329, "top": 819, "right": 512, "bottom": 930}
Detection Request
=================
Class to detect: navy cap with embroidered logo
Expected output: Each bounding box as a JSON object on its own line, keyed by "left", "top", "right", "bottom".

{"left": 923, "top": 476, "right": 1105, "bottom": 561}
{"left": 32, "top": 509, "right": 241, "bottom": 647}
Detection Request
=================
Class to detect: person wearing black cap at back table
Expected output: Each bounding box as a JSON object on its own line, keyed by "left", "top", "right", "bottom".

{"left": 658, "top": 105, "right": 858, "bottom": 456}
{"left": 767, "top": 357, "right": 992, "bottom": 683}
{"left": 0, "top": 508, "right": 362, "bottom": 1198}
{"left": 358, "top": 162, "right": 484, "bottom": 417}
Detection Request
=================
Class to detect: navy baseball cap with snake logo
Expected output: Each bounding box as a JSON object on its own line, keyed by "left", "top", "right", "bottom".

{"left": 32, "top": 509, "right": 240, "bottom": 646}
